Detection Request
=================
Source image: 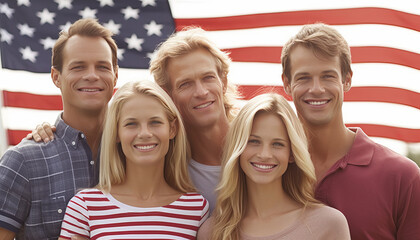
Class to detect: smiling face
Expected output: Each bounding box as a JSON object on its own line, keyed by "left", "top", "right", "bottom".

{"left": 52, "top": 35, "right": 117, "bottom": 115}
{"left": 240, "top": 111, "right": 291, "bottom": 186}
{"left": 166, "top": 48, "right": 227, "bottom": 129}
{"left": 283, "top": 45, "right": 352, "bottom": 127}
{"left": 117, "top": 94, "right": 175, "bottom": 168}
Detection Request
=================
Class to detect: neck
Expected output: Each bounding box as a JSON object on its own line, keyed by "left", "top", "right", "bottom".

{"left": 123, "top": 161, "right": 170, "bottom": 198}
{"left": 187, "top": 118, "right": 229, "bottom": 166}
{"left": 62, "top": 108, "right": 106, "bottom": 159}
{"left": 303, "top": 118, "right": 355, "bottom": 180}
{"left": 245, "top": 180, "right": 300, "bottom": 219}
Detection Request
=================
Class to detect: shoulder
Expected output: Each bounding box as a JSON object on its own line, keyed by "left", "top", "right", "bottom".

{"left": 306, "top": 204, "right": 348, "bottom": 227}
{"left": 372, "top": 142, "right": 419, "bottom": 177}
{"left": 304, "top": 205, "right": 350, "bottom": 239}
{"left": 182, "top": 193, "right": 208, "bottom": 204}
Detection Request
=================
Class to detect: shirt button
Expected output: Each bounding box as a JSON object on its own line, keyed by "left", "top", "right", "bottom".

{"left": 58, "top": 209, "right": 63, "bottom": 214}
{"left": 72, "top": 141, "right": 76, "bottom": 146}
{"left": 90, "top": 161, "right": 94, "bottom": 165}
{"left": 81, "top": 133, "right": 85, "bottom": 138}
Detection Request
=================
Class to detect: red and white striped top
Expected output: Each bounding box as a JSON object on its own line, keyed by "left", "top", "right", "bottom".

{"left": 59, "top": 189, "right": 209, "bottom": 240}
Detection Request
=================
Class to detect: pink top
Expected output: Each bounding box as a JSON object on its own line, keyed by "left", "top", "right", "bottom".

{"left": 315, "top": 128, "right": 420, "bottom": 239}
{"left": 197, "top": 205, "right": 350, "bottom": 239}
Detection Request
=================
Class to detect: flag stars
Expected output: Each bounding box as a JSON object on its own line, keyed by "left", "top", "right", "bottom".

{"left": 79, "top": 7, "right": 97, "bottom": 19}
{"left": 17, "top": 0, "right": 31, "bottom": 7}
{"left": 121, "top": 6, "right": 139, "bottom": 20}
{"left": 125, "top": 34, "right": 144, "bottom": 51}
{"left": 60, "top": 22, "right": 72, "bottom": 32}
{"left": 144, "top": 20, "right": 163, "bottom": 36}
{"left": 0, "top": 29, "right": 13, "bottom": 44}
{"left": 55, "top": 0, "right": 72, "bottom": 10}
{"left": 18, "top": 24, "right": 35, "bottom": 37}
{"left": 140, "top": 0, "right": 156, "bottom": 7}
{"left": 98, "top": 0, "right": 114, "bottom": 7}
{"left": 20, "top": 46, "right": 38, "bottom": 63}
{"left": 117, "top": 48, "right": 125, "bottom": 60}
{"left": 40, "top": 37, "right": 56, "bottom": 50}
{"left": 37, "top": 8, "right": 56, "bottom": 25}
{"left": 0, "top": 3, "right": 14, "bottom": 18}
{"left": 104, "top": 20, "right": 121, "bottom": 35}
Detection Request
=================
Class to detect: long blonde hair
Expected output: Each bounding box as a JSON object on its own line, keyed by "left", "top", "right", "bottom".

{"left": 211, "top": 93, "right": 318, "bottom": 239}
{"left": 97, "top": 80, "right": 195, "bottom": 193}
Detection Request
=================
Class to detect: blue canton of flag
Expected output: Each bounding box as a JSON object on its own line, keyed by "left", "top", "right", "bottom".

{"left": 0, "top": 0, "right": 175, "bottom": 72}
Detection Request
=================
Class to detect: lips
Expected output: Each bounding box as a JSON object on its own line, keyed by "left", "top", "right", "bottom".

{"left": 134, "top": 144, "right": 157, "bottom": 151}
{"left": 194, "top": 101, "right": 214, "bottom": 109}
{"left": 78, "top": 88, "right": 102, "bottom": 92}
{"left": 305, "top": 99, "right": 330, "bottom": 106}
{"left": 251, "top": 162, "right": 278, "bottom": 170}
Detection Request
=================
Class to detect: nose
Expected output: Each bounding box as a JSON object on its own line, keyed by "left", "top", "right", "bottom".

{"left": 257, "top": 144, "right": 273, "bottom": 160}
{"left": 193, "top": 81, "right": 209, "bottom": 97}
{"left": 137, "top": 125, "right": 153, "bottom": 138}
{"left": 309, "top": 77, "right": 325, "bottom": 94}
{"left": 83, "top": 66, "right": 100, "bottom": 81}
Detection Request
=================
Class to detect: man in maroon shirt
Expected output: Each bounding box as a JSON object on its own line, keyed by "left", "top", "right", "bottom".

{"left": 281, "top": 23, "right": 420, "bottom": 239}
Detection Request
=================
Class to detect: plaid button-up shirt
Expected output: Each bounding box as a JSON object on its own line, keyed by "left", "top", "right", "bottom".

{"left": 0, "top": 114, "right": 99, "bottom": 239}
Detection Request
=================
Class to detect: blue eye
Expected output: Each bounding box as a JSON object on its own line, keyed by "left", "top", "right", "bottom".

{"left": 273, "top": 142, "right": 284, "bottom": 147}
{"left": 247, "top": 139, "right": 259, "bottom": 144}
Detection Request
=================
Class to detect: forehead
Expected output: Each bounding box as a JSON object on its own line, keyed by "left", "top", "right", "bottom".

{"left": 62, "top": 35, "right": 113, "bottom": 64}
{"left": 289, "top": 45, "right": 340, "bottom": 75}
{"left": 120, "top": 94, "right": 165, "bottom": 117}
{"left": 166, "top": 49, "right": 218, "bottom": 79}
{"left": 252, "top": 112, "right": 287, "bottom": 135}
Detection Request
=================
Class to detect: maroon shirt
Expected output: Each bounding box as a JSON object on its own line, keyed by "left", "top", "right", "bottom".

{"left": 315, "top": 128, "right": 420, "bottom": 240}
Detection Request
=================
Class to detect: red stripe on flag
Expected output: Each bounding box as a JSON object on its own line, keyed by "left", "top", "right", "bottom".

{"left": 224, "top": 47, "right": 420, "bottom": 70}
{"left": 346, "top": 124, "right": 420, "bottom": 143}
{"left": 2, "top": 91, "right": 62, "bottom": 110}
{"left": 238, "top": 85, "right": 420, "bottom": 109}
{"left": 175, "top": 7, "right": 420, "bottom": 32}
{"left": 3, "top": 86, "right": 419, "bottom": 112}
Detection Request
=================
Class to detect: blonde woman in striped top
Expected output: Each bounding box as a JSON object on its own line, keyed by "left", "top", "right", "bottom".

{"left": 59, "top": 80, "right": 208, "bottom": 239}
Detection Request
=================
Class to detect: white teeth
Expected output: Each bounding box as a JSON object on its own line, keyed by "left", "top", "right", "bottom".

{"left": 135, "top": 144, "right": 156, "bottom": 150}
{"left": 308, "top": 100, "right": 328, "bottom": 105}
{"left": 195, "top": 102, "right": 212, "bottom": 109}
{"left": 80, "top": 89, "right": 100, "bottom": 92}
{"left": 252, "top": 163, "right": 276, "bottom": 169}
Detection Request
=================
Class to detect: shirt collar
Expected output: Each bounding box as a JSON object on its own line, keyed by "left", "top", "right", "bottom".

{"left": 340, "top": 127, "right": 374, "bottom": 167}
{"left": 54, "top": 113, "right": 86, "bottom": 149}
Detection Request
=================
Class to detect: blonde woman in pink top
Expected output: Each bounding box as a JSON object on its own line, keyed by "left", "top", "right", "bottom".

{"left": 197, "top": 93, "right": 350, "bottom": 240}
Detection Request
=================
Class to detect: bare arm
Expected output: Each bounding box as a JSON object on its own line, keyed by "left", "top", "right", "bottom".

{"left": 25, "top": 122, "right": 56, "bottom": 143}
{"left": 0, "top": 228, "right": 15, "bottom": 240}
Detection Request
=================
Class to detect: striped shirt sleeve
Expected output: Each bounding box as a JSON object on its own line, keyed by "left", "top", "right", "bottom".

{"left": 60, "top": 192, "right": 90, "bottom": 239}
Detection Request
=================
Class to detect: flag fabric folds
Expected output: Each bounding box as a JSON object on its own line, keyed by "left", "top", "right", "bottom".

{"left": 0, "top": 0, "right": 419, "bottom": 154}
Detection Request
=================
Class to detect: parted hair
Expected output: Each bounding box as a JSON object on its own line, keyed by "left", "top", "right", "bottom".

{"left": 52, "top": 18, "right": 118, "bottom": 73}
{"left": 97, "top": 80, "right": 195, "bottom": 193}
{"left": 281, "top": 23, "right": 352, "bottom": 82}
{"left": 211, "top": 93, "right": 318, "bottom": 239}
{"left": 149, "top": 27, "right": 238, "bottom": 122}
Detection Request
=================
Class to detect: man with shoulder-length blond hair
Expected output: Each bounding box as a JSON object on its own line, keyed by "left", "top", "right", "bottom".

{"left": 150, "top": 27, "right": 239, "bottom": 213}
{"left": 0, "top": 18, "right": 118, "bottom": 239}
{"left": 281, "top": 23, "right": 420, "bottom": 239}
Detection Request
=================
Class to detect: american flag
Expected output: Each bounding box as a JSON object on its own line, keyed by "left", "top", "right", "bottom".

{"left": 0, "top": 0, "right": 419, "bottom": 155}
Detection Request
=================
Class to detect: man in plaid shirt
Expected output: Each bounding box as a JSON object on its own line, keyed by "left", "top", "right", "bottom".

{"left": 0, "top": 18, "right": 118, "bottom": 239}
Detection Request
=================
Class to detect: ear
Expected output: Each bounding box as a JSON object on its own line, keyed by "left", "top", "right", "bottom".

{"left": 282, "top": 74, "right": 292, "bottom": 96}
{"left": 343, "top": 71, "right": 352, "bottom": 92}
{"left": 51, "top": 67, "right": 61, "bottom": 88}
{"left": 169, "top": 119, "right": 177, "bottom": 140}
{"left": 288, "top": 154, "right": 295, "bottom": 163}
{"left": 113, "top": 66, "right": 119, "bottom": 88}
